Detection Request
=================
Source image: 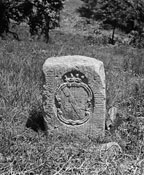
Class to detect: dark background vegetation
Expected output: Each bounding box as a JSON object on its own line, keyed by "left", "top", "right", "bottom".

{"left": 0, "top": 0, "right": 144, "bottom": 174}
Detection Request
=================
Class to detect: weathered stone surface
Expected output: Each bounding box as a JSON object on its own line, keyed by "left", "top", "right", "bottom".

{"left": 108, "top": 106, "right": 118, "bottom": 123}
{"left": 106, "top": 106, "right": 119, "bottom": 130}
{"left": 42, "top": 55, "right": 106, "bottom": 139}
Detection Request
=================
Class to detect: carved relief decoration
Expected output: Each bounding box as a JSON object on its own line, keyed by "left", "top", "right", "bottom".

{"left": 55, "top": 71, "right": 93, "bottom": 126}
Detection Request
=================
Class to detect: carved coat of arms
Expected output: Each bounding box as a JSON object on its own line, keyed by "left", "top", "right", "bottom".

{"left": 55, "top": 71, "right": 93, "bottom": 126}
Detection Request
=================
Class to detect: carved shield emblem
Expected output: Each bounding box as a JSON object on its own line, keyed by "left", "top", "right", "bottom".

{"left": 55, "top": 71, "right": 93, "bottom": 126}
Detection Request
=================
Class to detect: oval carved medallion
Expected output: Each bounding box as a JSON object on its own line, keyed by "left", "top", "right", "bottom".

{"left": 55, "top": 71, "right": 93, "bottom": 126}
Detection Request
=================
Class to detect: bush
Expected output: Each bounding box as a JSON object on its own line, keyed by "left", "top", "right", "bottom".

{"left": 79, "top": 0, "right": 144, "bottom": 47}
{"left": 123, "top": 50, "right": 144, "bottom": 75}
{"left": 0, "top": 0, "right": 64, "bottom": 42}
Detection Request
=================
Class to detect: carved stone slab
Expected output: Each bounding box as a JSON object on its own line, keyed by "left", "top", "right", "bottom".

{"left": 42, "top": 55, "right": 106, "bottom": 139}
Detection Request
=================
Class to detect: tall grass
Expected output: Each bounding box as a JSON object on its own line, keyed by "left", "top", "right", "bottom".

{"left": 0, "top": 30, "right": 144, "bottom": 174}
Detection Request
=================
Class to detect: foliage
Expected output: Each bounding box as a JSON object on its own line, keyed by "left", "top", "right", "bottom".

{"left": 79, "top": 0, "right": 144, "bottom": 46}
{"left": 0, "top": 0, "right": 64, "bottom": 42}
{"left": 112, "top": 79, "right": 144, "bottom": 157}
{"left": 123, "top": 49, "right": 144, "bottom": 75}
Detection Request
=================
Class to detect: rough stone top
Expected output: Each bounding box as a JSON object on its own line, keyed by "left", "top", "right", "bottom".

{"left": 43, "top": 55, "right": 105, "bottom": 88}
{"left": 43, "top": 55, "right": 103, "bottom": 68}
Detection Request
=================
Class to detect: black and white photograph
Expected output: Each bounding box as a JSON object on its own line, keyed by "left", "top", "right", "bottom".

{"left": 0, "top": 0, "right": 144, "bottom": 174}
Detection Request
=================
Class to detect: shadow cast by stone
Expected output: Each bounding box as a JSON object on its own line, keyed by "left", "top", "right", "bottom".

{"left": 26, "top": 108, "right": 47, "bottom": 135}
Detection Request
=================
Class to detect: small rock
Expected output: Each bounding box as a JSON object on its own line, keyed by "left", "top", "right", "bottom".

{"left": 108, "top": 106, "right": 118, "bottom": 123}
{"left": 100, "top": 142, "right": 122, "bottom": 161}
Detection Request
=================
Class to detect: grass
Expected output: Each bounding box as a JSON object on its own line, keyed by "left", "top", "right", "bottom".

{"left": 0, "top": 31, "right": 144, "bottom": 174}
{"left": 0, "top": 0, "right": 144, "bottom": 174}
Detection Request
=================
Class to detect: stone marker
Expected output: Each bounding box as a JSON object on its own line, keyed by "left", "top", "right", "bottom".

{"left": 42, "top": 55, "right": 106, "bottom": 139}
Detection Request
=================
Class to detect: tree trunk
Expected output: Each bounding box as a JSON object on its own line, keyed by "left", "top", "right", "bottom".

{"left": 44, "top": 14, "right": 50, "bottom": 43}
{"left": 111, "top": 25, "right": 116, "bottom": 45}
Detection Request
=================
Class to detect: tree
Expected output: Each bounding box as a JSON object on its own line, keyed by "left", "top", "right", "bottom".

{"left": 0, "top": 0, "right": 64, "bottom": 42}
{"left": 0, "top": 0, "right": 20, "bottom": 40}
{"left": 79, "top": 0, "right": 144, "bottom": 45}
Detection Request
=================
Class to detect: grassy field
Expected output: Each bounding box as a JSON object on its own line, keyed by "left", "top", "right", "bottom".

{"left": 0, "top": 0, "right": 144, "bottom": 174}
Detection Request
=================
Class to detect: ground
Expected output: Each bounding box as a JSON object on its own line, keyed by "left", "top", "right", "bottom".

{"left": 0, "top": 0, "right": 144, "bottom": 174}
